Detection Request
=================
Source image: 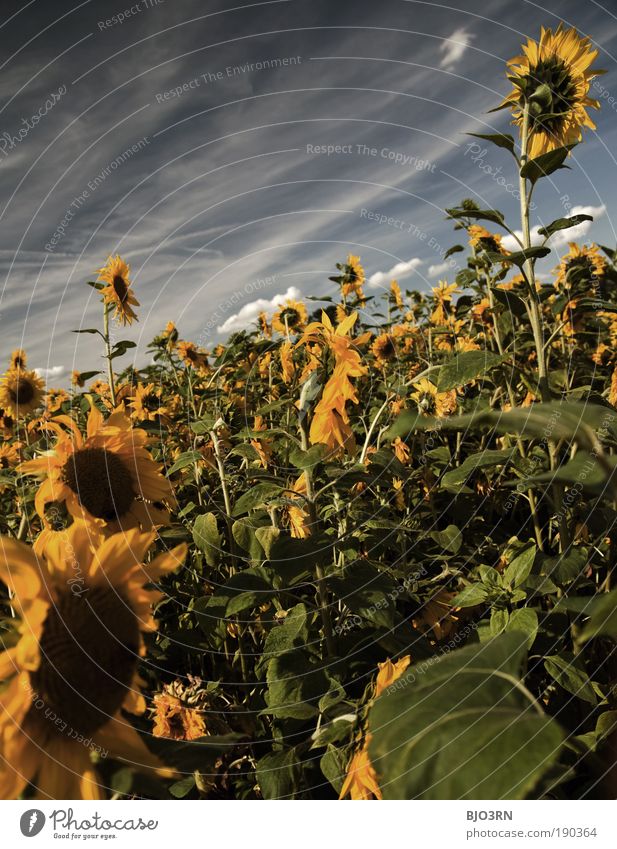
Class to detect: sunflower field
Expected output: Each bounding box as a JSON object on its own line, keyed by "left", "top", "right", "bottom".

{"left": 1, "top": 24, "right": 617, "bottom": 801}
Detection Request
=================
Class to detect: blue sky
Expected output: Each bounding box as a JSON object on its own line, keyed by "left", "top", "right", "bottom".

{"left": 1, "top": 0, "right": 616, "bottom": 385}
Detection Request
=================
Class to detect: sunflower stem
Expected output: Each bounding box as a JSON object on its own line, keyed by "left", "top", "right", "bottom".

{"left": 103, "top": 303, "right": 117, "bottom": 407}
{"left": 299, "top": 415, "right": 336, "bottom": 658}
{"left": 518, "top": 101, "right": 571, "bottom": 552}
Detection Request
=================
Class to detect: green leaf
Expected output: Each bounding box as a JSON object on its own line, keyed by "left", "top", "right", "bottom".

{"left": 232, "top": 482, "right": 282, "bottom": 516}
{"left": 490, "top": 608, "right": 510, "bottom": 635}
{"left": 578, "top": 589, "right": 617, "bottom": 642}
{"left": 192, "top": 513, "right": 221, "bottom": 567}
{"left": 257, "top": 603, "right": 310, "bottom": 675}
{"left": 467, "top": 132, "right": 516, "bottom": 155}
{"left": 436, "top": 350, "right": 508, "bottom": 392}
{"left": 490, "top": 285, "right": 527, "bottom": 317}
{"left": 256, "top": 749, "right": 301, "bottom": 799}
{"left": 387, "top": 401, "right": 617, "bottom": 452}
{"left": 452, "top": 584, "right": 488, "bottom": 608}
{"left": 520, "top": 146, "right": 572, "bottom": 184}
{"left": 441, "top": 448, "right": 514, "bottom": 489}
{"left": 429, "top": 524, "right": 462, "bottom": 554}
{"left": 544, "top": 654, "right": 598, "bottom": 705}
{"left": 223, "top": 567, "right": 275, "bottom": 616}
{"left": 166, "top": 450, "right": 202, "bottom": 475}
{"left": 507, "top": 608, "right": 538, "bottom": 648}
{"left": 485, "top": 246, "right": 551, "bottom": 267}
{"left": 264, "top": 650, "right": 332, "bottom": 720}
{"left": 538, "top": 214, "right": 593, "bottom": 238}
{"left": 504, "top": 544, "right": 536, "bottom": 588}
{"left": 110, "top": 339, "right": 137, "bottom": 360}
{"left": 445, "top": 207, "right": 505, "bottom": 227}
{"left": 320, "top": 745, "right": 347, "bottom": 794}
{"left": 368, "top": 633, "right": 564, "bottom": 799}
{"left": 289, "top": 444, "right": 328, "bottom": 469}
{"left": 169, "top": 775, "right": 196, "bottom": 798}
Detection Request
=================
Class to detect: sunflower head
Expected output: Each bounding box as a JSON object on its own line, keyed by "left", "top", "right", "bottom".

{"left": 272, "top": 300, "right": 308, "bottom": 335}
{"left": 0, "top": 367, "right": 45, "bottom": 416}
{"left": 371, "top": 333, "right": 397, "bottom": 365}
{"left": 96, "top": 255, "right": 139, "bottom": 326}
{"left": 554, "top": 242, "right": 607, "bottom": 293}
{"left": 468, "top": 225, "right": 509, "bottom": 257}
{"left": 503, "top": 26, "right": 603, "bottom": 157}
{"left": 0, "top": 522, "right": 186, "bottom": 798}
{"left": 130, "top": 382, "right": 167, "bottom": 422}
{"left": 10, "top": 349, "right": 27, "bottom": 369}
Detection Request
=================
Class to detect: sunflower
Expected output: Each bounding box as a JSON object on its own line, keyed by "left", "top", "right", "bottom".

{"left": 0, "top": 521, "right": 186, "bottom": 799}
{"left": 19, "top": 402, "right": 175, "bottom": 533}
{"left": 410, "top": 378, "right": 457, "bottom": 418}
{"left": 96, "top": 255, "right": 139, "bottom": 326}
{"left": 45, "top": 388, "right": 70, "bottom": 415}
{"left": 298, "top": 311, "right": 367, "bottom": 454}
{"left": 430, "top": 281, "right": 459, "bottom": 325}
{"left": 390, "top": 280, "right": 404, "bottom": 310}
{"left": 371, "top": 333, "right": 397, "bottom": 366}
{"left": 341, "top": 255, "right": 366, "bottom": 301}
{"left": 0, "top": 408, "right": 15, "bottom": 437}
{"left": 129, "top": 383, "right": 168, "bottom": 423}
{"left": 176, "top": 340, "right": 209, "bottom": 371}
{"left": 468, "top": 225, "right": 510, "bottom": 260}
{"left": 272, "top": 300, "right": 308, "bottom": 336}
{"left": 392, "top": 437, "right": 410, "bottom": 465}
{"left": 258, "top": 312, "right": 272, "bottom": 338}
{"left": 10, "top": 349, "right": 27, "bottom": 370}
{"left": 152, "top": 689, "right": 206, "bottom": 743}
{"left": 0, "top": 368, "right": 45, "bottom": 417}
{"left": 412, "top": 588, "right": 460, "bottom": 641}
{"left": 502, "top": 26, "right": 603, "bottom": 158}
{"left": 286, "top": 473, "right": 311, "bottom": 539}
{"left": 71, "top": 370, "right": 85, "bottom": 388}
{"left": 0, "top": 442, "right": 21, "bottom": 470}
{"left": 339, "top": 656, "right": 410, "bottom": 800}
{"left": 280, "top": 341, "right": 295, "bottom": 384}
{"left": 553, "top": 242, "right": 606, "bottom": 290}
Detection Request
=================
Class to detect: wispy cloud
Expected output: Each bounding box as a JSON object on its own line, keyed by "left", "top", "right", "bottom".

{"left": 217, "top": 286, "right": 302, "bottom": 334}
{"left": 439, "top": 28, "right": 473, "bottom": 69}
{"left": 368, "top": 258, "right": 422, "bottom": 288}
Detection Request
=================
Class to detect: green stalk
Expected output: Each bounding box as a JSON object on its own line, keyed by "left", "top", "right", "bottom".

{"left": 103, "top": 304, "right": 117, "bottom": 407}
{"left": 518, "top": 103, "right": 570, "bottom": 551}
{"left": 299, "top": 415, "right": 336, "bottom": 658}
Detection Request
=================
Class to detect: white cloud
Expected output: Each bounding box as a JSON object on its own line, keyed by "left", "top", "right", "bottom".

{"left": 551, "top": 205, "right": 605, "bottom": 247}
{"left": 368, "top": 258, "right": 423, "bottom": 288}
{"left": 35, "top": 366, "right": 65, "bottom": 380}
{"left": 501, "top": 227, "right": 543, "bottom": 252}
{"left": 428, "top": 261, "right": 452, "bottom": 278}
{"left": 217, "top": 286, "right": 302, "bottom": 334}
{"left": 439, "top": 28, "right": 473, "bottom": 69}
{"left": 501, "top": 205, "right": 606, "bottom": 252}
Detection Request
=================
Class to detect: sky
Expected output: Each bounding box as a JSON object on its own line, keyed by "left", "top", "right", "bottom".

{"left": 1, "top": 0, "right": 617, "bottom": 385}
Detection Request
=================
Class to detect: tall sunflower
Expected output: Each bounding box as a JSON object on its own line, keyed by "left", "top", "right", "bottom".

{"left": 0, "top": 368, "right": 45, "bottom": 417}
{"left": 96, "top": 255, "right": 139, "bottom": 326}
{"left": 502, "top": 26, "right": 603, "bottom": 158}
{"left": 272, "top": 300, "right": 308, "bottom": 336}
{"left": 0, "top": 521, "right": 186, "bottom": 799}
{"left": 371, "top": 333, "right": 397, "bottom": 366}
{"left": 19, "top": 402, "right": 175, "bottom": 533}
